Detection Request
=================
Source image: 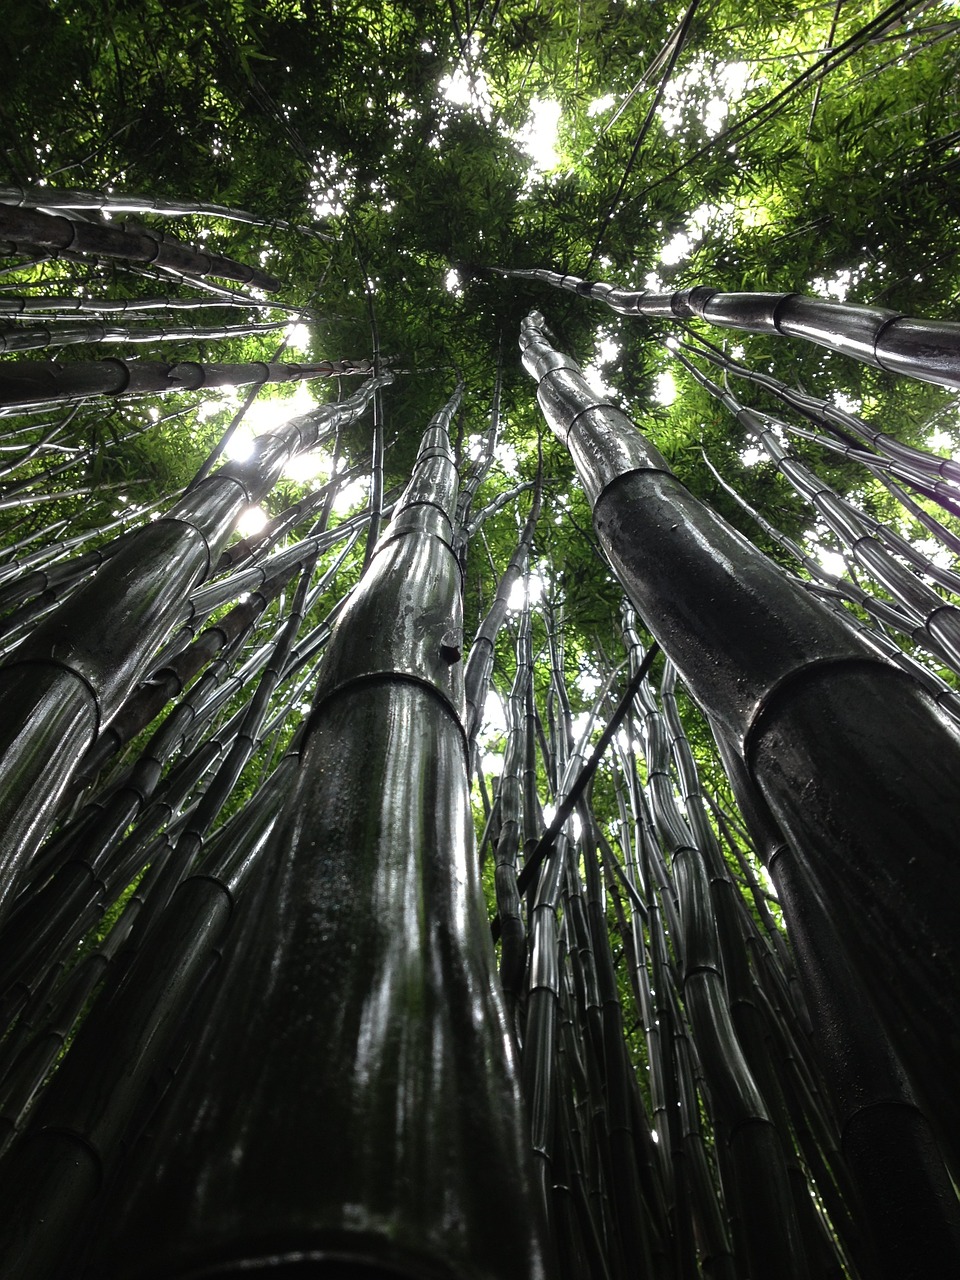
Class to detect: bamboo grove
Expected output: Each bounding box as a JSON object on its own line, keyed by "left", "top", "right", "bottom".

{"left": 3, "top": 1, "right": 960, "bottom": 1278}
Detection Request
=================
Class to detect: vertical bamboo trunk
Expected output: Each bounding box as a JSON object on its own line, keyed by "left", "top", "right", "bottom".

{"left": 462, "top": 484, "right": 541, "bottom": 748}
{"left": 520, "top": 309, "right": 960, "bottom": 1263}
{"left": 715, "top": 734, "right": 960, "bottom": 1280}
{"left": 73, "top": 389, "right": 547, "bottom": 1280}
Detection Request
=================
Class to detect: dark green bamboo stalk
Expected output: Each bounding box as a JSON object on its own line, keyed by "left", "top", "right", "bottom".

{"left": 621, "top": 628, "right": 810, "bottom": 1279}
{"left": 675, "top": 333, "right": 960, "bottom": 573}
{"left": 659, "top": 658, "right": 858, "bottom": 1274}
{"left": 77, "top": 565, "right": 301, "bottom": 782}
{"left": 513, "top": 644, "right": 659, "bottom": 903}
{"left": 0, "top": 879, "right": 140, "bottom": 1152}
{"left": 520, "top": 308, "right": 960, "bottom": 1263}
{"left": 578, "top": 805, "right": 663, "bottom": 1278}
{"left": 465, "top": 477, "right": 537, "bottom": 539}
{"left": 126, "top": 533, "right": 337, "bottom": 928}
{"left": 359, "top": 372, "right": 389, "bottom": 572}
{"left": 68, "top": 386, "right": 547, "bottom": 1280}
{"left": 618, "top": 743, "right": 731, "bottom": 1280}
{"left": 183, "top": 508, "right": 371, "bottom": 625}
{"left": 212, "top": 476, "right": 351, "bottom": 574}
{"left": 0, "top": 630, "right": 278, "bottom": 1010}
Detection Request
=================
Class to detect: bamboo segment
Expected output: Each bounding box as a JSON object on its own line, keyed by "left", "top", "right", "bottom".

{"left": 504, "top": 267, "right": 960, "bottom": 388}
{"left": 73, "top": 389, "right": 547, "bottom": 1279}
{"left": 520, "top": 309, "right": 960, "bottom": 1268}
{"left": 0, "top": 203, "right": 281, "bottom": 291}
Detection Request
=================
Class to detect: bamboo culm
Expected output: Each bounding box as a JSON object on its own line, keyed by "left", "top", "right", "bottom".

{"left": 504, "top": 267, "right": 960, "bottom": 389}
{"left": 67, "top": 386, "right": 548, "bottom": 1280}
{"left": 0, "top": 183, "right": 334, "bottom": 241}
{"left": 0, "top": 202, "right": 281, "bottom": 291}
{"left": 520, "top": 308, "right": 960, "bottom": 1269}
{"left": 0, "top": 375, "right": 389, "bottom": 929}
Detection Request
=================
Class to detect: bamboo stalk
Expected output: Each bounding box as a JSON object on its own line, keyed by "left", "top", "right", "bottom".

{"left": 65, "top": 388, "right": 548, "bottom": 1280}
{"left": 0, "top": 317, "right": 285, "bottom": 353}
{"left": 0, "top": 203, "right": 281, "bottom": 291}
{"left": 0, "top": 355, "right": 374, "bottom": 411}
{"left": 0, "top": 184, "right": 334, "bottom": 241}
{"left": 505, "top": 267, "right": 960, "bottom": 390}
{"left": 520, "top": 308, "right": 960, "bottom": 1270}
{"left": 0, "top": 376, "right": 388, "bottom": 928}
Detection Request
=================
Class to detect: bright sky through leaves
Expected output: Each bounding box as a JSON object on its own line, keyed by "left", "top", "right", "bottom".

{"left": 514, "top": 99, "right": 562, "bottom": 172}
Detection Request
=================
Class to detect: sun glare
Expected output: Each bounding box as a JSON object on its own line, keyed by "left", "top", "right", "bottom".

{"left": 284, "top": 323, "right": 312, "bottom": 352}
{"left": 514, "top": 98, "right": 562, "bottom": 172}
{"left": 236, "top": 505, "right": 269, "bottom": 538}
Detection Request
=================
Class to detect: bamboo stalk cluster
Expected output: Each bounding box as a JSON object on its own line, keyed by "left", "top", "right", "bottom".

{"left": 0, "top": 185, "right": 958, "bottom": 1280}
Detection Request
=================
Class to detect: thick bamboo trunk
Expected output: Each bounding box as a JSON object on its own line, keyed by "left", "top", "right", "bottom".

{"left": 505, "top": 267, "right": 960, "bottom": 389}
{"left": 520, "top": 309, "right": 960, "bottom": 1264}
{"left": 716, "top": 736, "right": 960, "bottom": 1280}
{"left": 67, "top": 390, "right": 547, "bottom": 1280}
